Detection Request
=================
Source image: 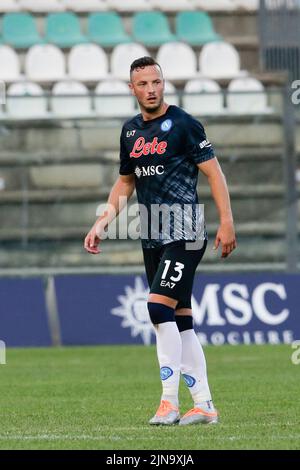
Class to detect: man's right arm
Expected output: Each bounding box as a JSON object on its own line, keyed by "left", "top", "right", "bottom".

{"left": 84, "top": 174, "right": 135, "bottom": 254}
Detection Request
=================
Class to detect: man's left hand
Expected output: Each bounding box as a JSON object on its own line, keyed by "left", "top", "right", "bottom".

{"left": 213, "top": 220, "right": 237, "bottom": 258}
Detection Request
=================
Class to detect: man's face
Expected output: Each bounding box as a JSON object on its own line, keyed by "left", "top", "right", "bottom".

{"left": 129, "top": 65, "right": 164, "bottom": 113}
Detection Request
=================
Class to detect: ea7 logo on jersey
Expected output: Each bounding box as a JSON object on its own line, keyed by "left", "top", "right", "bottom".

{"left": 199, "top": 139, "right": 212, "bottom": 149}
{"left": 130, "top": 137, "right": 167, "bottom": 158}
{"left": 126, "top": 130, "right": 136, "bottom": 138}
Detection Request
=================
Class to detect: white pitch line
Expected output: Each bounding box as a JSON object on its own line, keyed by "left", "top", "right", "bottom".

{"left": 55, "top": 422, "right": 298, "bottom": 431}
{"left": 0, "top": 434, "right": 299, "bottom": 442}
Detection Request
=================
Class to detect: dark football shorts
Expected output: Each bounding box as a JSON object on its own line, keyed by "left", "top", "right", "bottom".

{"left": 143, "top": 239, "right": 207, "bottom": 310}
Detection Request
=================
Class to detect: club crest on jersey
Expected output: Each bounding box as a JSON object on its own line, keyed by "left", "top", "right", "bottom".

{"left": 161, "top": 119, "right": 172, "bottom": 132}
{"left": 130, "top": 137, "right": 167, "bottom": 159}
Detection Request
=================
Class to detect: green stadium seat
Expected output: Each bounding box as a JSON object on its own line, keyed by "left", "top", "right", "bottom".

{"left": 45, "top": 12, "right": 88, "bottom": 48}
{"left": 133, "top": 12, "right": 176, "bottom": 47}
{"left": 176, "top": 11, "right": 222, "bottom": 46}
{"left": 88, "top": 12, "right": 131, "bottom": 47}
{"left": 2, "top": 13, "right": 44, "bottom": 48}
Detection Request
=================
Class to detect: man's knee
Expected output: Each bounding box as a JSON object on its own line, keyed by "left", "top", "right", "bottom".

{"left": 147, "top": 302, "right": 175, "bottom": 325}
{"left": 175, "top": 315, "right": 193, "bottom": 332}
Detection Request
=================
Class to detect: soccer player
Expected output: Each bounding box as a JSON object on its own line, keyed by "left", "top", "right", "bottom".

{"left": 84, "top": 57, "right": 236, "bottom": 426}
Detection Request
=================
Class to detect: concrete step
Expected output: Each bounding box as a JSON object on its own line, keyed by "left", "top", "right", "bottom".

{"left": 0, "top": 184, "right": 292, "bottom": 203}
{"left": 0, "top": 235, "right": 298, "bottom": 269}
{"left": 0, "top": 165, "right": 119, "bottom": 191}
{"left": 0, "top": 222, "right": 297, "bottom": 242}
{"left": 0, "top": 185, "right": 297, "bottom": 228}
{"left": 0, "top": 149, "right": 289, "bottom": 190}
{"left": 0, "top": 147, "right": 285, "bottom": 166}
{"left": 0, "top": 115, "right": 286, "bottom": 152}
{"left": 0, "top": 263, "right": 291, "bottom": 276}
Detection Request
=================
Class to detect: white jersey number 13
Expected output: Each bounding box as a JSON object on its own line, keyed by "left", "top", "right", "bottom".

{"left": 162, "top": 260, "right": 185, "bottom": 283}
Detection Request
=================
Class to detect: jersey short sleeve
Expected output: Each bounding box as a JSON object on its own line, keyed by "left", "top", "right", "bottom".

{"left": 185, "top": 115, "right": 215, "bottom": 164}
{"left": 119, "top": 127, "right": 134, "bottom": 175}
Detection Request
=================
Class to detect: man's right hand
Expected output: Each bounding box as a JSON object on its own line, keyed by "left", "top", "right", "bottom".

{"left": 84, "top": 220, "right": 105, "bottom": 254}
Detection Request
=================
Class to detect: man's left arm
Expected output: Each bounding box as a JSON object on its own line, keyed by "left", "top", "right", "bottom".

{"left": 197, "top": 157, "right": 237, "bottom": 258}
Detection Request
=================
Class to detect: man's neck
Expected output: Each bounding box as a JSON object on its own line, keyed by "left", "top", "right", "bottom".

{"left": 141, "top": 102, "right": 169, "bottom": 122}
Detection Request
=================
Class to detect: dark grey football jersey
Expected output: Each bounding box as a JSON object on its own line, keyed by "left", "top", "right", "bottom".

{"left": 119, "top": 105, "right": 215, "bottom": 248}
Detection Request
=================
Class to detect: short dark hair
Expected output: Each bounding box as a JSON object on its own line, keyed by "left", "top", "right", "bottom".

{"left": 130, "top": 56, "right": 162, "bottom": 77}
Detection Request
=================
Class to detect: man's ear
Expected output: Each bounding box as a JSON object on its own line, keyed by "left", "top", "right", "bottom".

{"left": 128, "top": 82, "right": 135, "bottom": 96}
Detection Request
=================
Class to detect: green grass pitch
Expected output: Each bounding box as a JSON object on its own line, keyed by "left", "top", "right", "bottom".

{"left": 0, "top": 344, "right": 299, "bottom": 450}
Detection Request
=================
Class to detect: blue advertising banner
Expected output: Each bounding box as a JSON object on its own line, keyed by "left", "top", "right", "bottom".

{"left": 55, "top": 273, "right": 300, "bottom": 346}
{"left": 55, "top": 275, "right": 147, "bottom": 346}
{"left": 0, "top": 278, "right": 51, "bottom": 347}
{"left": 0, "top": 274, "right": 299, "bottom": 347}
{"left": 191, "top": 273, "right": 299, "bottom": 346}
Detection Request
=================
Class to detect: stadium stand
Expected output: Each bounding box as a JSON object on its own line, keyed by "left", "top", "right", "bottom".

{"left": 191, "top": 0, "right": 259, "bottom": 10}
{"left": 111, "top": 43, "right": 149, "bottom": 80}
{"left": 0, "top": 0, "right": 297, "bottom": 275}
{"left": 0, "top": 45, "right": 21, "bottom": 81}
{"left": 25, "top": 44, "right": 66, "bottom": 81}
{"left": 68, "top": 44, "right": 108, "bottom": 81}
{"left": 45, "top": 12, "right": 88, "bottom": 48}
{"left": 132, "top": 12, "right": 176, "bottom": 47}
{"left": 106, "top": 0, "right": 152, "bottom": 12}
{"left": 0, "top": 1, "right": 20, "bottom": 12}
{"left": 87, "top": 12, "right": 132, "bottom": 47}
{"left": 191, "top": 0, "right": 236, "bottom": 10}
{"left": 2, "top": 12, "right": 44, "bottom": 48}
{"left": 19, "top": 0, "right": 66, "bottom": 12}
{"left": 183, "top": 78, "right": 224, "bottom": 114}
{"left": 175, "top": 11, "right": 222, "bottom": 46}
{"left": 199, "top": 41, "right": 245, "bottom": 79}
{"left": 233, "top": 0, "right": 258, "bottom": 10}
{"left": 164, "top": 80, "right": 180, "bottom": 107}
{"left": 6, "top": 82, "right": 48, "bottom": 118}
{"left": 227, "top": 77, "right": 270, "bottom": 113}
{"left": 150, "top": 0, "right": 194, "bottom": 11}
{"left": 157, "top": 42, "right": 197, "bottom": 80}
{"left": 94, "top": 79, "right": 135, "bottom": 117}
{"left": 63, "top": 0, "right": 108, "bottom": 12}
{"left": 51, "top": 80, "right": 91, "bottom": 117}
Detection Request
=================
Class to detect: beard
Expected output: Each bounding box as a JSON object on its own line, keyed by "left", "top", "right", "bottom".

{"left": 140, "top": 96, "right": 163, "bottom": 113}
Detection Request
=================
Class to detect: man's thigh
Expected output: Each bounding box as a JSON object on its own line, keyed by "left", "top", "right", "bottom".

{"left": 143, "top": 246, "right": 162, "bottom": 288}
{"left": 149, "top": 240, "right": 207, "bottom": 306}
